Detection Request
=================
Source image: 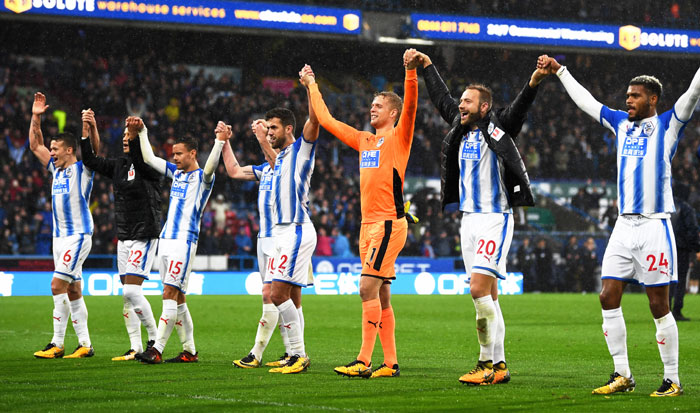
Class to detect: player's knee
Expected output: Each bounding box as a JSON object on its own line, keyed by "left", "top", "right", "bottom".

{"left": 122, "top": 284, "right": 141, "bottom": 302}
{"left": 648, "top": 298, "right": 669, "bottom": 317}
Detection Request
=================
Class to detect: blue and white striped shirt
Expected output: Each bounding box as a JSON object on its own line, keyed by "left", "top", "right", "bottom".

{"left": 252, "top": 162, "right": 273, "bottom": 238}
{"left": 600, "top": 106, "right": 686, "bottom": 215}
{"left": 271, "top": 136, "right": 316, "bottom": 225}
{"left": 458, "top": 130, "right": 511, "bottom": 213}
{"left": 48, "top": 159, "right": 94, "bottom": 237}
{"left": 160, "top": 162, "right": 214, "bottom": 242}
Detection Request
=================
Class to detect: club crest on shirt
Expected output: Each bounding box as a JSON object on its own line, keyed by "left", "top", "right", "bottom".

{"left": 64, "top": 167, "right": 73, "bottom": 178}
{"left": 487, "top": 122, "right": 495, "bottom": 135}
{"left": 127, "top": 164, "right": 135, "bottom": 181}
{"left": 642, "top": 121, "right": 655, "bottom": 136}
{"left": 376, "top": 137, "right": 384, "bottom": 148}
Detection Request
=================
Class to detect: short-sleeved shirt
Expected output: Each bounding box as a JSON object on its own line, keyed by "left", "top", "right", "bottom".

{"left": 48, "top": 159, "right": 94, "bottom": 237}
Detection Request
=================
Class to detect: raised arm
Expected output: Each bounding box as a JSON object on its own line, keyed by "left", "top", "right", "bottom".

{"left": 542, "top": 56, "right": 603, "bottom": 120}
{"left": 126, "top": 117, "right": 168, "bottom": 176}
{"left": 28, "top": 92, "right": 51, "bottom": 167}
{"left": 203, "top": 123, "right": 226, "bottom": 184}
{"left": 674, "top": 65, "right": 700, "bottom": 122}
{"left": 396, "top": 49, "right": 419, "bottom": 145}
{"left": 80, "top": 110, "right": 114, "bottom": 177}
{"left": 300, "top": 65, "right": 320, "bottom": 143}
{"left": 301, "top": 65, "right": 361, "bottom": 151}
{"left": 82, "top": 108, "right": 100, "bottom": 154}
{"left": 220, "top": 122, "right": 257, "bottom": 181}
{"left": 410, "top": 50, "right": 460, "bottom": 124}
{"left": 251, "top": 119, "right": 276, "bottom": 166}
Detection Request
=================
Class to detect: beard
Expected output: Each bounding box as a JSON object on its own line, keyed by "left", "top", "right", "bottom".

{"left": 460, "top": 110, "right": 482, "bottom": 126}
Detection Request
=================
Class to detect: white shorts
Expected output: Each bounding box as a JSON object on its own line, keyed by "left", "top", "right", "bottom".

{"left": 602, "top": 215, "right": 678, "bottom": 287}
{"left": 460, "top": 212, "right": 513, "bottom": 280}
{"left": 258, "top": 237, "right": 275, "bottom": 284}
{"left": 117, "top": 239, "right": 158, "bottom": 279}
{"left": 53, "top": 234, "right": 92, "bottom": 283}
{"left": 158, "top": 238, "right": 198, "bottom": 293}
{"left": 270, "top": 223, "right": 317, "bottom": 287}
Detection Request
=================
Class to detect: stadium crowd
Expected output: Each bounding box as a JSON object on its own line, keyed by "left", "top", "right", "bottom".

{"left": 1, "top": 46, "right": 700, "bottom": 270}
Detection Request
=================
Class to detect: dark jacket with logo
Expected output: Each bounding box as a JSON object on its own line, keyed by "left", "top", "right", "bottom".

{"left": 423, "top": 64, "right": 536, "bottom": 210}
{"left": 80, "top": 137, "right": 162, "bottom": 240}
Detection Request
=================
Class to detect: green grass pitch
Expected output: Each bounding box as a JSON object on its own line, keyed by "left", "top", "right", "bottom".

{"left": 1, "top": 293, "right": 698, "bottom": 411}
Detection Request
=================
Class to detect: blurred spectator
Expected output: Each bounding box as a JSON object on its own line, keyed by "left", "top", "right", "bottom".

{"left": 580, "top": 237, "right": 599, "bottom": 293}
{"left": 421, "top": 232, "right": 435, "bottom": 258}
{"left": 434, "top": 230, "right": 453, "bottom": 257}
{"left": 516, "top": 237, "right": 535, "bottom": 290}
{"left": 331, "top": 228, "right": 353, "bottom": 257}
{"left": 561, "top": 235, "right": 582, "bottom": 292}
{"left": 533, "top": 238, "right": 554, "bottom": 292}
{"left": 234, "top": 226, "right": 253, "bottom": 255}
{"left": 669, "top": 183, "right": 700, "bottom": 321}
{"left": 315, "top": 227, "right": 333, "bottom": 256}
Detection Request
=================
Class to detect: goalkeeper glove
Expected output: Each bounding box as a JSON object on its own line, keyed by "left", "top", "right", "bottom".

{"left": 404, "top": 201, "right": 419, "bottom": 224}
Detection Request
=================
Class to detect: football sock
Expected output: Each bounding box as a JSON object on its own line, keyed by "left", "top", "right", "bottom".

{"left": 122, "top": 298, "right": 143, "bottom": 352}
{"left": 123, "top": 283, "right": 157, "bottom": 342}
{"left": 473, "top": 295, "right": 496, "bottom": 362}
{"left": 493, "top": 299, "right": 506, "bottom": 364}
{"left": 154, "top": 299, "right": 178, "bottom": 353}
{"left": 358, "top": 298, "right": 381, "bottom": 366}
{"left": 51, "top": 293, "right": 70, "bottom": 347}
{"left": 297, "top": 306, "right": 305, "bottom": 356}
{"left": 278, "top": 313, "right": 292, "bottom": 355}
{"left": 177, "top": 303, "right": 196, "bottom": 354}
{"left": 251, "top": 303, "right": 278, "bottom": 361}
{"left": 602, "top": 307, "right": 631, "bottom": 378}
{"left": 69, "top": 297, "right": 91, "bottom": 348}
{"left": 654, "top": 312, "right": 679, "bottom": 384}
{"left": 378, "top": 306, "right": 397, "bottom": 367}
{"left": 277, "top": 299, "right": 304, "bottom": 357}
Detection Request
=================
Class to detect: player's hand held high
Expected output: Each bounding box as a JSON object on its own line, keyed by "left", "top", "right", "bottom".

{"left": 299, "top": 64, "right": 315, "bottom": 88}
{"left": 250, "top": 119, "right": 268, "bottom": 140}
{"left": 32, "top": 92, "right": 50, "bottom": 116}
{"left": 530, "top": 55, "right": 555, "bottom": 87}
{"left": 125, "top": 116, "right": 145, "bottom": 140}
{"left": 29, "top": 92, "right": 50, "bottom": 166}
{"left": 215, "top": 121, "right": 232, "bottom": 141}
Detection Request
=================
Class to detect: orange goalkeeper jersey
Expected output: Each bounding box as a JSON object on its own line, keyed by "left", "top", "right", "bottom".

{"left": 309, "top": 68, "right": 418, "bottom": 223}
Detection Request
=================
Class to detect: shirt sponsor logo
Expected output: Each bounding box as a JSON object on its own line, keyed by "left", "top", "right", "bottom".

{"left": 461, "top": 140, "right": 481, "bottom": 160}
{"left": 621, "top": 136, "right": 647, "bottom": 157}
{"left": 360, "top": 150, "right": 380, "bottom": 168}
{"left": 171, "top": 180, "right": 189, "bottom": 199}
{"left": 259, "top": 174, "right": 272, "bottom": 191}
{"left": 52, "top": 178, "right": 70, "bottom": 195}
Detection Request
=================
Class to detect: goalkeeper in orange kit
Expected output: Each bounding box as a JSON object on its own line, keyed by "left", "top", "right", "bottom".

{"left": 299, "top": 49, "right": 419, "bottom": 378}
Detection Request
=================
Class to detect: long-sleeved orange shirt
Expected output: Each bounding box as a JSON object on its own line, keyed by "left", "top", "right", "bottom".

{"left": 309, "top": 68, "right": 418, "bottom": 223}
